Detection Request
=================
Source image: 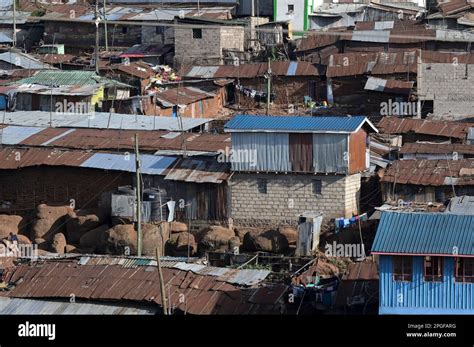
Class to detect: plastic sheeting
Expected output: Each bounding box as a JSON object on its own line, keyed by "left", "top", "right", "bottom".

{"left": 231, "top": 132, "right": 291, "bottom": 172}
{"left": 313, "top": 133, "right": 348, "bottom": 173}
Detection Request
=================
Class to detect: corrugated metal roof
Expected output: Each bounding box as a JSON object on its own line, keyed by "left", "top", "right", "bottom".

{"left": 155, "top": 86, "right": 216, "bottom": 107}
{"left": 401, "top": 143, "right": 474, "bottom": 155}
{"left": 224, "top": 115, "right": 378, "bottom": 133}
{"left": 377, "top": 117, "right": 471, "bottom": 140}
{"left": 0, "top": 125, "right": 228, "bottom": 153}
{"left": 352, "top": 30, "right": 391, "bottom": 43}
{"left": 364, "top": 77, "right": 414, "bottom": 95}
{"left": 0, "top": 297, "right": 158, "bottom": 315}
{"left": 80, "top": 153, "right": 177, "bottom": 175}
{"left": 1, "top": 111, "right": 212, "bottom": 131}
{"left": 0, "top": 147, "right": 93, "bottom": 169}
{"left": 3, "top": 258, "right": 284, "bottom": 314}
{"left": 164, "top": 157, "right": 230, "bottom": 183}
{"left": 372, "top": 212, "right": 474, "bottom": 256}
{"left": 16, "top": 70, "right": 130, "bottom": 89}
{"left": 381, "top": 159, "right": 474, "bottom": 186}
{"left": 0, "top": 52, "right": 52, "bottom": 70}
{"left": 0, "top": 126, "right": 45, "bottom": 145}
{"left": 17, "top": 70, "right": 100, "bottom": 86}
{"left": 182, "top": 61, "right": 321, "bottom": 78}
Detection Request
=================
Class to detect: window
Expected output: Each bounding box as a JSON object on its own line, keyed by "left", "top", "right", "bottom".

{"left": 122, "top": 26, "right": 128, "bottom": 34}
{"left": 424, "top": 256, "right": 443, "bottom": 282}
{"left": 393, "top": 256, "right": 412, "bottom": 282}
{"left": 455, "top": 257, "right": 474, "bottom": 283}
{"left": 156, "top": 26, "right": 165, "bottom": 35}
{"left": 192, "top": 28, "right": 202, "bottom": 39}
{"left": 312, "top": 179, "right": 322, "bottom": 195}
{"left": 287, "top": 4, "right": 294, "bottom": 13}
{"left": 257, "top": 179, "right": 267, "bottom": 194}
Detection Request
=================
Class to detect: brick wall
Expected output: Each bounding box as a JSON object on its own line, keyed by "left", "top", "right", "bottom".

{"left": 229, "top": 173, "right": 361, "bottom": 227}
{"left": 418, "top": 62, "right": 474, "bottom": 120}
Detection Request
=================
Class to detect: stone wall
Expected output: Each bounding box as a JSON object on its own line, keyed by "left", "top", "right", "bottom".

{"left": 229, "top": 173, "right": 361, "bottom": 227}
{"left": 418, "top": 62, "right": 474, "bottom": 120}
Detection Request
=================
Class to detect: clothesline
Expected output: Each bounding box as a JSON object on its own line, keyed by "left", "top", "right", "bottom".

{"left": 334, "top": 213, "right": 368, "bottom": 233}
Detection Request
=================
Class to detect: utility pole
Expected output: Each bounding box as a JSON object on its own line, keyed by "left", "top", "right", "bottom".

{"left": 266, "top": 58, "right": 272, "bottom": 115}
{"left": 155, "top": 248, "right": 169, "bottom": 315}
{"left": 12, "top": 0, "right": 16, "bottom": 47}
{"left": 94, "top": 1, "right": 100, "bottom": 74}
{"left": 135, "top": 134, "right": 143, "bottom": 257}
{"left": 103, "top": 0, "right": 108, "bottom": 51}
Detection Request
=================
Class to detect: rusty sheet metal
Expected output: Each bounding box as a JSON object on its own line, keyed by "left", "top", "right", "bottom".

{"left": 4, "top": 260, "right": 287, "bottom": 315}
{"left": 438, "top": 0, "right": 473, "bottom": 16}
{"left": 377, "top": 117, "right": 471, "bottom": 140}
{"left": 13, "top": 126, "right": 230, "bottom": 153}
{"left": 328, "top": 51, "right": 418, "bottom": 77}
{"left": 37, "top": 54, "right": 76, "bottom": 65}
{"left": 381, "top": 159, "right": 474, "bottom": 186}
{"left": 296, "top": 32, "right": 341, "bottom": 52}
{"left": 421, "top": 51, "right": 474, "bottom": 64}
{"left": 111, "top": 62, "right": 156, "bottom": 79}
{"left": 401, "top": 143, "right": 474, "bottom": 155}
{"left": 183, "top": 61, "right": 321, "bottom": 78}
{"left": 0, "top": 147, "right": 93, "bottom": 169}
{"left": 342, "top": 262, "right": 379, "bottom": 281}
{"left": 164, "top": 158, "right": 230, "bottom": 183}
{"left": 155, "top": 86, "right": 215, "bottom": 107}
{"left": 364, "top": 77, "right": 414, "bottom": 95}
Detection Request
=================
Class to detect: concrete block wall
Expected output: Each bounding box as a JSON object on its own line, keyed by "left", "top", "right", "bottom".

{"left": 229, "top": 173, "right": 361, "bottom": 227}
{"left": 175, "top": 27, "right": 222, "bottom": 66}
{"left": 344, "top": 173, "right": 361, "bottom": 216}
{"left": 418, "top": 63, "right": 474, "bottom": 119}
{"left": 220, "top": 27, "right": 245, "bottom": 52}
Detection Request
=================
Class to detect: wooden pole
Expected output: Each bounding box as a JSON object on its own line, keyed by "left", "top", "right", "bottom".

{"left": 266, "top": 58, "right": 271, "bottom": 115}
{"left": 155, "top": 247, "right": 168, "bottom": 315}
{"left": 135, "top": 134, "right": 142, "bottom": 256}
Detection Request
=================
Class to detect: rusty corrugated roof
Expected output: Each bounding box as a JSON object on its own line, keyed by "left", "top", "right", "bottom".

{"left": 9, "top": 126, "right": 230, "bottom": 153}
{"left": 183, "top": 61, "right": 321, "bottom": 78}
{"left": 0, "top": 147, "right": 93, "bottom": 169}
{"left": 3, "top": 259, "right": 287, "bottom": 314}
{"left": 381, "top": 159, "right": 474, "bottom": 186}
{"left": 164, "top": 157, "right": 230, "bottom": 183}
{"left": 438, "top": 0, "right": 473, "bottom": 16}
{"left": 421, "top": 50, "right": 474, "bottom": 64}
{"left": 377, "top": 117, "right": 472, "bottom": 140}
{"left": 401, "top": 143, "right": 474, "bottom": 155}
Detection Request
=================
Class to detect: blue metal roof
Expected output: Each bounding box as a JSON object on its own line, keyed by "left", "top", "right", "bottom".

{"left": 372, "top": 212, "right": 474, "bottom": 256}
{"left": 80, "top": 153, "right": 177, "bottom": 175}
{"left": 224, "top": 115, "right": 378, "bottom": 133}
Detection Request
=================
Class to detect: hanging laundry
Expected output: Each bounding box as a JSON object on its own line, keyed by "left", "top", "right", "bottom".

{"left": 334, "top": 213, "right": 369, "bottom": 231}
{"left": 235, "top": 84, "right": 275, "bottom": 102}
